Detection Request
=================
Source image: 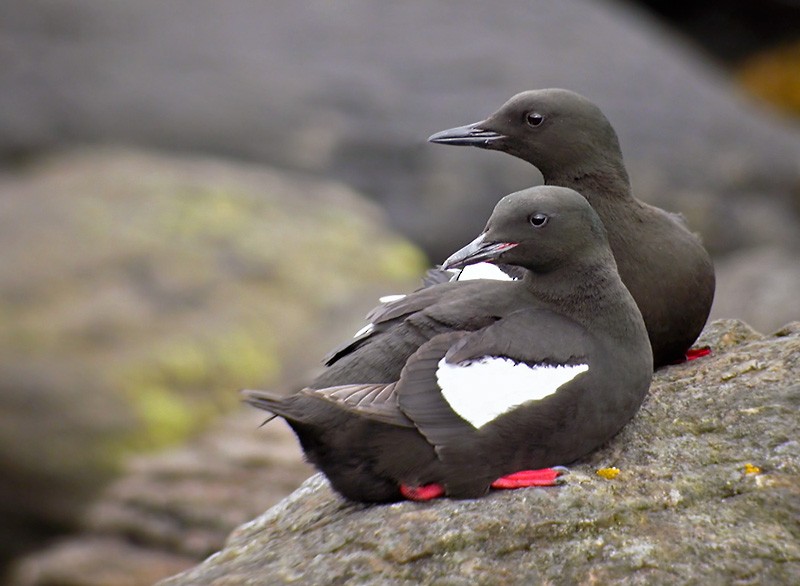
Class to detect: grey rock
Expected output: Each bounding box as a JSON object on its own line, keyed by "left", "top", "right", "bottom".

{"left": 0, "top": 148, "right": 424, "bottom": 567}
{"left": 159, "top": 320, "right": 800, "bottom": 586}
{"left": 9, "top": 411, "right": 313, "bottom": 586}
{"left": 10, "top": 540, "right": 196, "bottom": 586}
{"left": 1, "top": 0, "right": 799, "bottom": 259}
{"left": 712, "top": 247, "right": 800, "bottom": 333}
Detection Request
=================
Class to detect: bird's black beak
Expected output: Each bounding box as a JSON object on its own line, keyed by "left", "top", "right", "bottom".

{"left": 428, "top": 121, "right": 505, "bottom": 146}
{"left": 441, "top": 233, "right": 518, "bottom": 270}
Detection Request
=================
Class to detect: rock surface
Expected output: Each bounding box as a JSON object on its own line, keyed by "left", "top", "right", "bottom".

{"left": 0, "top": 148, "right": 424, "bottom": 568}
{"left": 158, "top": 320, "right": 800, "bottom": 586}
{"left": 2, "top": 0, "right": 799, "bottom": 259}
{"left": 10, "top": 412, "right": 313, "bottom": 586}
{"left": 712, "top": 247, "right": 800, "bottom": 333}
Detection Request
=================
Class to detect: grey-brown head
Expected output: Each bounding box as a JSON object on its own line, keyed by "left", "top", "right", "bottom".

{"left": 443, "top": 185, "right": 613, "bottom": 275}
{"left": 429, "top": 89, "right": 624, "bottom": 180}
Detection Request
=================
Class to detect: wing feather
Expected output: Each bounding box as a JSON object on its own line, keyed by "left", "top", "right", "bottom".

{"left": 304, "top": 383, "right": 413, "bottom": 427}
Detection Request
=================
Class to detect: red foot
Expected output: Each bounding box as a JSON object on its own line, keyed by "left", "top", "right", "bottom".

{"left": 400, "top": 482, "right": 445, "bottom": 501}
{"left": 490, "top": 467, "right": 564, "bottom": 489}
{"left": 685, "top": 346, "right": 712, "bottom": 361}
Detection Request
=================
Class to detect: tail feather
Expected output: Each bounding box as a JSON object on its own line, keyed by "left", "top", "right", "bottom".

{"left": 242, "top": 389, "right": 294, "bottom": 421}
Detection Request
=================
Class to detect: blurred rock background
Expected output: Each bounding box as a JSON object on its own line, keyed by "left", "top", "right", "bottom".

{"left": 0, "top": 0, "right": 798, "bottom": 584}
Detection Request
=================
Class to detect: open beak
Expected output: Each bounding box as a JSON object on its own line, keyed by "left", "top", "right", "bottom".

{"left": 428, "top": 121, "right": 505, "bottom": 146}
{"left": 441, "top": 233, "right": 518, "bottom": 270}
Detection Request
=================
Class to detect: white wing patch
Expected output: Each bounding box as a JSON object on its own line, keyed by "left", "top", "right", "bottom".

{"left": 352, "top": 323, "right": 374, "bottom": 338}
{"left": 455, "top": 263, "right": 515, "bottom": 282}
{"left": 436, "top": 357, "right": 589, "bottom": 428}
{"left": 379, "top": 294, "right": 406, "bottom": 303}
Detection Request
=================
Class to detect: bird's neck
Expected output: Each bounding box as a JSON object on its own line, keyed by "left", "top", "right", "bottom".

{"left": 544, "top": 161, "right": 633, "bottom": 206}
{"left": 521, "top": 263, "right": 626, "bottom": 330}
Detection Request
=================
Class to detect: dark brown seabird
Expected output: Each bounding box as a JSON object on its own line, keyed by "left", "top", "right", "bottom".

{"left": 245, "top": 186, "right": 653, "bottom": 503}
{"left": 429, "top": 89, "right": 715, "bottom": 367}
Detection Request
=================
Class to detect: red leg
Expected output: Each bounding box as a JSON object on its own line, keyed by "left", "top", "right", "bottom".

{"left": 491, "top": 467, "right": 565, "bottom": 489}
{"left": 400, "top": 482, "right": 445, "bottom": 501}
{"left": 684, "top": 346, "right": 712, "bottom": 361}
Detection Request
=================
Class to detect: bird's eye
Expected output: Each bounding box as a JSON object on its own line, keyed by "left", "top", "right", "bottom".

{"left": 529, "top": 213, "right": 548, "bottom": 227}
{"left": 526, "top": 112, "right": 544, "bottom": 127}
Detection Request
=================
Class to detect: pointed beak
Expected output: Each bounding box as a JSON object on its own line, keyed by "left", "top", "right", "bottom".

{"left": 428, "top": 121, "right": 505, "bottom": 146}
{"left": 441, "top": 233, "right": 518, "bottom": 270}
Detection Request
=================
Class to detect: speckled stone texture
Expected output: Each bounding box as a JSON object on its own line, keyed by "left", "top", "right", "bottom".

{"left": 160, "top": 320, "right": 800, "bottom": 586}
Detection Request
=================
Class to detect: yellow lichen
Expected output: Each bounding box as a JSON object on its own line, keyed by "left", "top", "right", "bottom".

{"left": 155, "top": 339, "right": 211, "bottom": 388}
{"left": 115, "top": 328, "right": 281, "bottom": 453}
{"left": 596, "top": 467, "right": 621, "bottom": 480}
{"left": 744, "top": 463, "right": 762, "bottom": 475}
{"left": 213, "top": 330, "right": 281, "bottom": 388}
{"left": 127, "top": 383, "right": 196, "bottom": 449}
{"left": 369, "top": 240, "right": 429, "bottom": 282}
{"left": 153, "top": 184, "right": 257, "bottom": 242}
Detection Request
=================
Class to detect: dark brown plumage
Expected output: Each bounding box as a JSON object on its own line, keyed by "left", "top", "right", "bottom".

{"left": 245, "top": 186, "right": 652, "bottom": 502}
{"left": 429, "top": 89, "right": 715, "bottom": 367}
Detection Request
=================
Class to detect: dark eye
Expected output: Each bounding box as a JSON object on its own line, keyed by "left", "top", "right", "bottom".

{"left": 526, "top": 112, "right": 544, "bottom": 127}
{"left": 529, "top": 213, "right": 549, "bottom": 227}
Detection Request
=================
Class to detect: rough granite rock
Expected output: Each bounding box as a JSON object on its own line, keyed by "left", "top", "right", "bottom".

{"left": 158, "top": 320, "right": 800, "bottom": 586}
{"left": 0, "top": 148, "right": 424, "bottom": 569}
{"left": 2, "top": 0, "right": 799, "bottom": 260}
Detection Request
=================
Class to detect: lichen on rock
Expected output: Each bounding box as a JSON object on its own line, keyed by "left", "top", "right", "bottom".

{"left": 0, "top": 147, "right": 426, "bottom": 569}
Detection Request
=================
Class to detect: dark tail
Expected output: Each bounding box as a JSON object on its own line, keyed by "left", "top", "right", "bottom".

{"left": 241, "top": 389, "right": 294, "bottom": 424}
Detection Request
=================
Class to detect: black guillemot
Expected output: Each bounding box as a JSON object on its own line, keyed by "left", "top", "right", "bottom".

{"left": 245, "top": 185, "right": 653, "bottom": 503}
{"left": 429, "top": 88, "right": 715, "bottom": 367}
